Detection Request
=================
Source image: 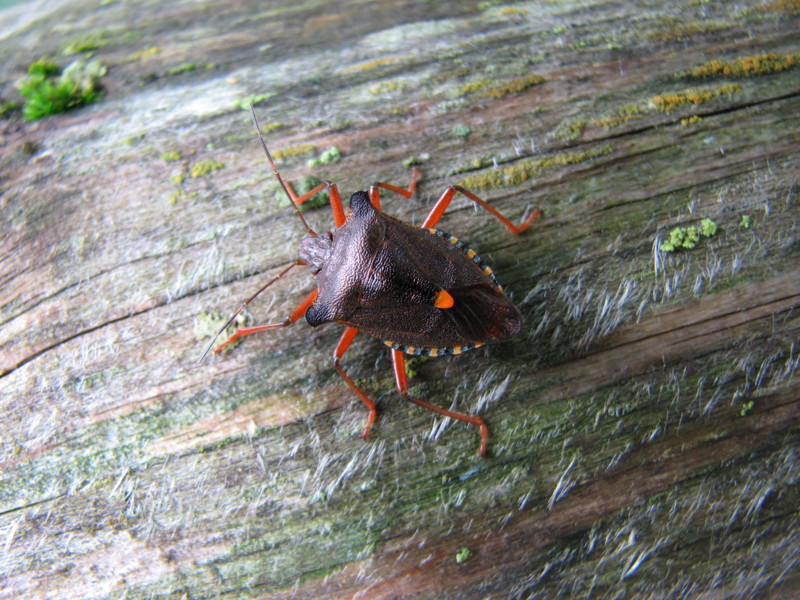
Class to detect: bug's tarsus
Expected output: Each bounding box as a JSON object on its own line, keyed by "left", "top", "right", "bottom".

{"left": 249, "top": 103, "right": 318, "bottom": 237}
{"left": 391, "top": 349, "right": 488, "bottom": 456}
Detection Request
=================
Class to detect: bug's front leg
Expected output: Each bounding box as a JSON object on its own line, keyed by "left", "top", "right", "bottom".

{"left": 390, "top": 349, "right": 489, "bottom": 456}
{"left": 212, "top": 288, "right": 319, "bottom": 354}
{"left": 333, "top": 327, "right": 378, "bottom": 439}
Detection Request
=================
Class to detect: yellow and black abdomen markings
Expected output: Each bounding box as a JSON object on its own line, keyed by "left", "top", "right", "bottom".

{"left": 383, "top": 341, "right": 485, "bottom": 356}
{"left": 426, "top": 228, "right": 504, "bottom": 293}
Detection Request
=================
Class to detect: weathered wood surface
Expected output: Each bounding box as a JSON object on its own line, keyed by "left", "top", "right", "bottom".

{"left": 1, "top": 0, "right": 798, "bottom": 598}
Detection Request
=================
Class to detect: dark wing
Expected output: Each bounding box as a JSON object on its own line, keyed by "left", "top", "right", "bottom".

{"left": 340, "top": 281, "right": 522, "bottom": 348}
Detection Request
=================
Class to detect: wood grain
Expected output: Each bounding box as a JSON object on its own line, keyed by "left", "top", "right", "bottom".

{"left": 1, "top": 0, "right": 798, "bottom": 598}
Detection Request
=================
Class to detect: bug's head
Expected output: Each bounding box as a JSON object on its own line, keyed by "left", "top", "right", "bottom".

{"left": 299, "top": 231, "right": 333, "bottom": 275}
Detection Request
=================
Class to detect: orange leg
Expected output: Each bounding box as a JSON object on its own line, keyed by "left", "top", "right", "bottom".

{"left": 333, "top": 327, "right": 378, "bottom": 439}
{"left": 212, "top": 289, "right": 318, "bottom": 354}
{"left": 422, "top": 185, "right": 541, "bottom": 233}
{"left": 284, "top": 180, "right": 346, "bottom": 228}
{"left": 391, "top": 349, "right": 489, "bottom": 456}
{"left": 368, "top": 167, "right": 421, "bottom": 210}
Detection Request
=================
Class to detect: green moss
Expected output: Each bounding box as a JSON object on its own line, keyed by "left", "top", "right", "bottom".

{"left": 16, "top": 59, "right": 106, "bottom": 121}
{"left": 167, "top": 62, "right": 200, "bottom": 75}
{"left": 308, "top": 146, "right": 342, "bottom": 166}
{"left": 402, "top": 153, "right": 430, "bottom": 168}
{"left": 190, "top": 159, "right": 224, "bottom": 177}
{"left": 700, "top": 218, "right": 717, "bottom": 237}
{"left": 233, "top": 93, "right": 274, "bottom": 110}
{"left": 455, "top": 547, "right": 473, "bottom": 563}
{"left": 0, "top": 101, "right": 19, "bottom": 117}
{"left": 740, "top": 400, "right": 754, "bottom": 417}
{"left": 659, "top": 219, "right": 717, "bottom": 252}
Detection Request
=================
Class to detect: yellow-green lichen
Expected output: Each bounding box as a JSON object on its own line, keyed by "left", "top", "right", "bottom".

{"left": 190, "top": 159, "right": 224, "bottom": 177}
{"left": 458, "top": 79, "right": 490, "bottom": 96}
{"left": 62, "top": 31, "right": 110, "bottom": 55}
{"left": 687, "top": 53, "right": 798, "bottom": 78}
{"left": 369, "top": 81, "right": 402, "bottom": 96}
{"left": 272, "top": 144, "right": 316, "bottom": 160}
{"left": 343, "top": 57, "right": 396, "bottom": 73}
{"left": 551, "top": 118, "right": 587, "bottom": 141}
{"left": 130, "top": 46, "right": 160, "bottom": 60}
{"left": 651, "top": 83, "right": 742, "bottom": 113}
{"left": 646, "top": 20, "right": 728, "bottom": 43}
{"left": 477, "top": 73, "right": 545, "bottom": 99}
{"left": 681, "top": 115, "right": 702, "bottom": 126}
{"left": 161, "top": 150, "right": 182, "bottom": 162}
{"left": 593, "top": 103, "right": 643, "bottom": 128}
{"left": 460, "top": 145, "right": 612, "bottom": 191}
{"left": 762, "top": 0, "right": 800, "bottom": 12}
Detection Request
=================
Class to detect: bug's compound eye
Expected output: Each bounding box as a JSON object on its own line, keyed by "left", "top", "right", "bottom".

{"left": 305, "top": 301, "right": 334, "bottom": 327}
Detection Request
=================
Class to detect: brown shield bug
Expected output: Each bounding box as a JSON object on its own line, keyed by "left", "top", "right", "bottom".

{"left": 202, "top": 107, "right": 540, "bottom": 456}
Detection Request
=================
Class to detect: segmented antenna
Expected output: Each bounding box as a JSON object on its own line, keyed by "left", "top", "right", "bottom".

{"left": 249, "top": 104, "right": 317, "bottom": 237}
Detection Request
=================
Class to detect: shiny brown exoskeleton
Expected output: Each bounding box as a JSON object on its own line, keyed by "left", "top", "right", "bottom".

{"left": 203, "top": 107, "right": 540, "bottom": 456}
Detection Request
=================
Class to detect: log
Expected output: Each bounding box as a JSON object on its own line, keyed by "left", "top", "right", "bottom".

{"left": 1, "top": 0, "right": 798, "bottom": 598}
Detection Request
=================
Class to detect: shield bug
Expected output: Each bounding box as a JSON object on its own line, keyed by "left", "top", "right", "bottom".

{"left": 202, "top": 107, "right": 540, "bottom": 456}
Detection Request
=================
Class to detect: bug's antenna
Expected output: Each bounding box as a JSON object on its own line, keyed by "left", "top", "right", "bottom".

{"left": 249, "top": 104, "right": 317, "bottom": 237}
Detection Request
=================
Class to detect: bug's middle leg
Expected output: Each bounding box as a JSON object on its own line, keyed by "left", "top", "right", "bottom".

{"left": 422, "top": 185, "right": 541, "bottom": 233}
{"left": 333, "top": 327, "right": 378, "bottom": 439}
{"left": 391, "top": 349, "right": 488, "bottom": 456}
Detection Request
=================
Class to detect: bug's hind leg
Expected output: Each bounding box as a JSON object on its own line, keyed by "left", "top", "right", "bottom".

{"left": 391, "top": 349, "right": 488, "bottom": 456}
{"left": 368, "top": 167, "right": 421, "bottom": 210}
{"left": 333, "top": 327, "right": 378, "bottom": 439}
{"left": 422, "top": 185, "right": 541, "bottom": 233}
